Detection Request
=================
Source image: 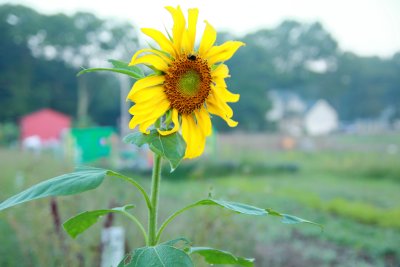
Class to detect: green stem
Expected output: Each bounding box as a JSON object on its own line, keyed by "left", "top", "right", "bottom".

{"left": 121, "top": 211, "right": 148, "bottom": 245}
{"left": 125, "top": 178, "right": 152, "bottom": 211}
{"left": 109, "top": 172, "right": 152, "bottom": 210}
{"left": 155, "top": 202, "right": 198, "bottom": 243}
{"left": 148, "top": 152, "right": 162, "bottom": 246}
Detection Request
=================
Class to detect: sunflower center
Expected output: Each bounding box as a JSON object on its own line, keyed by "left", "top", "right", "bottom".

{"left": 178, "top": 70, "right": 200, "bottom": 97}
{"left": 164, "top": 55, "right": 212, "bottom": 115}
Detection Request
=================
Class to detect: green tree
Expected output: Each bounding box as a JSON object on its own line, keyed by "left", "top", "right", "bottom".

{"left": 0, "top": 4, "right": 139, "bottom": 127}
{"left": 227, "top": 20, "right": 338, "bottom": 131}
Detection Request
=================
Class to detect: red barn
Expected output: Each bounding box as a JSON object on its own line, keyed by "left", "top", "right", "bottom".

{"left": 20, "top": 109, "right": 71, "bottom": 147}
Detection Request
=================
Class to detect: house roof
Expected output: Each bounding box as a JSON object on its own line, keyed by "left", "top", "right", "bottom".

{"left": 21, "top": 108, "right": 71, "bottom": 121}
{"left": 20, "top": 108, "right": 71, "bottom": 141}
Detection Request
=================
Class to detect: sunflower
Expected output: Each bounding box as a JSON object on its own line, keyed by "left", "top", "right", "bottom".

{"left": 127, "top": 6, "right": 244, "bottom": 158}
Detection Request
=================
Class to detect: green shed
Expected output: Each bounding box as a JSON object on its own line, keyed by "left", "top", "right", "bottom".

{"left": 66, "top": 127, "right": 116, "bottom": 164}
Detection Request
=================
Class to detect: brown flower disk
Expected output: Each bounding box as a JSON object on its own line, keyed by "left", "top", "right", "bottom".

{"left": 164, "top": 55, "right": 212, "bottom": 114}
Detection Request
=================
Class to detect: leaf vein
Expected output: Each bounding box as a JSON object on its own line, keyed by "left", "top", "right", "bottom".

{"left": 134, "top": 249, "right": 146, "bottom": 267}
{"left": 157, "top": 134, "right": 166, "bottom": 157}
{"left": 153, "top": 247, "right": 167, "bottom": 267}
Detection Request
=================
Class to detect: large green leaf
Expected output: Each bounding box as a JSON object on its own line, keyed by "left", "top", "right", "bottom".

{"left": 0, "top": 167, "right": 105, "bottom": 211}
{"left": 77, "top": 59, "right": 144, "bottom": 79}
{"left": 63, "top": 205, "right": 134, "bottom": 238}
{"left": 192, "top": 199, "right": 321, "bottom": 228}
{"left": 196, "top": 199, "right": 266, "bottom": 215}
{"left": 157, "top": 199, "right": 321, "bottom": 243}
{"left": 124, "top": 129, "right": 186, "bottom": 172}
{"left": 0, "top": 167, "right": 139, "bottom": 212}
{"left": 188, "top": 247, "right": 254, "bottom": 267}
{"left": 118, "top": 245, "right": 193, "bottom": 267}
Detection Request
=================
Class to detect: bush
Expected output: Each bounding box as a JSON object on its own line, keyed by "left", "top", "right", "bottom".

{"left": 0, "top": 122, "right": 19, "bottom": 146}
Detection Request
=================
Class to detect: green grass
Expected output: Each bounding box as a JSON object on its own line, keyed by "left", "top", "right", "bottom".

{"left": 1, "top": 135, "right": 400, "bottom": 266}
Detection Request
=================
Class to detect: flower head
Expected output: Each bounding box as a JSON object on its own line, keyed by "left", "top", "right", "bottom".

{"left": 127, "top": 6, "right": 244, "bottom": 158}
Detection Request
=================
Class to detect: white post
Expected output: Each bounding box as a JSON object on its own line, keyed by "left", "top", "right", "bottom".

{"left": 101, "top": 226, "right": 125, "bottom": 267}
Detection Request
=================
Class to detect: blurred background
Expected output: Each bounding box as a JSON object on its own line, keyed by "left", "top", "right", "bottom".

{"left": 0, "top": 0, "right": 399, "bottom": 266}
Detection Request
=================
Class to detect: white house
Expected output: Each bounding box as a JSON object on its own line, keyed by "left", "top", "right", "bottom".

{"left": 267, "top": 90, "right": 307, "bottom": 121}
{"left": 304, "top": 99, "right": 338, "bottom": 136}
{"left": 266, "top": 90, "right": 307, "bottom": 136}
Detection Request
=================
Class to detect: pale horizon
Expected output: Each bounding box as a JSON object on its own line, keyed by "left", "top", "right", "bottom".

{"left": 1, "top": 0, "right": 400, "bottom": 58}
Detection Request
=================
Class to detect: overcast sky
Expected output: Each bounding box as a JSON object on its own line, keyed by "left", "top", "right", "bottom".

{"left": 2, "top": 0, "right": 400, "bottom": 58}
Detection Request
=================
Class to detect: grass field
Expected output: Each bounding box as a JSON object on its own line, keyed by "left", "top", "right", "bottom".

{"left": 0, "top": 133, "right": 399, "bottom": 267}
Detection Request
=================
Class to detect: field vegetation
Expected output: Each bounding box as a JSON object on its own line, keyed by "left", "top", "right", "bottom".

{"left": 1, "top": 134, "right": 399, "bottom": 266}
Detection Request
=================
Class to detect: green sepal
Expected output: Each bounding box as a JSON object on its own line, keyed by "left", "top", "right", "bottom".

{"left": 162, "top": 26, "right": 173, "bottom": 41}
{"left": 0, "top": 166, "right": 141, "bottom": 212}
{"left": 63, "top": 205, "right": 134, "bottom": 238}
{"left": 148, "top": 43, "right": 172, "bottom": 59}
{"left": 118, "top": 244, "right": 193, "bottom": 267}
{"left": 164, "top": 109, "right": 173, "bottom": 126}
{"left": 187, "top": 247, "right": 254, "bottom": 267}
{"left": 123, "top": 129, "right": 186, "bottom": 172}
{"left": 77, "top": 59, "right": 144, "bottom": 79}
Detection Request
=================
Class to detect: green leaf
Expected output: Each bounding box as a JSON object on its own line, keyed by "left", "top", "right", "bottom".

{"left": 123, "top": 129, "right": 186, "bottom": 172}
{"left": 77, "top": 59, "right": 144, "bottom": 79}
{"left": 193, "top": 199, "right": 321, "bottom": 228}
{"left": 195, "top": 199, "right": 267, "bottom": 215}
{"left": 0, "top": 167, "right": 106, "bottom": 211}
{"left": 157, "top": 199, "right": 321, "bottom": 243}
{"left": 63, "top": 205, "right": 134, "bottom": 238}
{"left": 119, "top": 245, "right": 193, "bottom": 267}
{"left": 188, "top": 247, "right": 254, "bottom": 267}
{"left": 0, "top": 166, "right": 141, "bottom": 212}
{"left": 266, "top": 208, "right": 323, "bottom": 229}
{"left": 117, "top": 255, "right": 131, "bottom": 267}
{"left": 161, "top": 237, "right": 191, "bottom": 247}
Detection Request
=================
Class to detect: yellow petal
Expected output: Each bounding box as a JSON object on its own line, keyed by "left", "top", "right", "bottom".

{"left": 181, "top": 31, "right": 190, "bottom": 54}
{"left": 129, "top": 99, "right": 170, "bottom": 133}
{"left": 211, "top": 84, "right": 240, "bottom": 103}
{"left": 139, "top": 103, "right": 169, "bottom": 133}
{"left": 212, "top": 64, "right": 230, "bottom": 89}
{"left": 186, "top": 8, "right": 199, "bottom": 52}
{"left": 195, "top": 108, "right": 212, "bottom": 136}
{"left": 129, "top": 109, "right": 155, "bottom": 131}
{"left": 132, "top": 54, "right": 169, "bottom": 72}
{"left": 213, "top": 77, "right": 227, "bottom": 88}
{"left": 206, "top": 97, "right": 238, "bottom": 127}
{"left": 142, "top": 28, "right": 176, "bottom": 56}
{"left": 129, "top": 48, "right": 171, "bottom": 66}
{"left": 129, "top": 96, "right": 167, "bottom": 114}
{"left": 158, "top": 108, "right": 180, "bottom": 135}
{"left": 129, "top": 108, "right": 153, "bottom": 129}
{"left": 165, "top": 6, "right": 186, "bottom": 52}
{"left": 212, "top": 64, "right": 230, "bottom": 79}
{"left": 198, "top": 20, "right": 216, "bottom": 57}
{"left": 181, "top": 114, "right": 206, "bottom": 158}
{"left": 130, "top": 86, "right": 166, "bottom": 103}
{"left": 206, "top": 41, "right": 245, "bottom": 65}
{"left": 208, "top": 93, "right": 233, "bottom": 117}
{"left": 127, "top": 75, "right": 165, "bottom": 100}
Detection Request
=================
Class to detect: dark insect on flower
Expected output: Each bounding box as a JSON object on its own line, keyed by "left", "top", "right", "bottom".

{"left": 187, "top": 54, "right": 196, "bottom": 61}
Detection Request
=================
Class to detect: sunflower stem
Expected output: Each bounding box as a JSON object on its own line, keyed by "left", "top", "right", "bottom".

{"left": 148, "top": 151, "right": 162, "bottom": 246}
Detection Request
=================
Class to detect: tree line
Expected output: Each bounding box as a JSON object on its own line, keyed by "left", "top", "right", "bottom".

{"left": 1, "top": 4, "right": 399, "bottom": 132}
